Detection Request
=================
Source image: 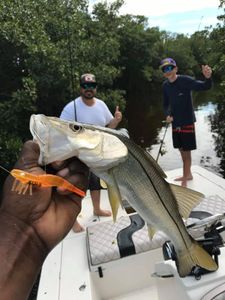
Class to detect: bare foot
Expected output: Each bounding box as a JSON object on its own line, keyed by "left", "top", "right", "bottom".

{"left": 174, "top": 175, "right": 193, "bottom": 181}
{"left": 72, "top": 220, "right": 85, "bottom": 233}
{"left": 181, "top": 180, "right": 187, "bottom": 187}
{"left": 94, "top": 209, "right": 112, "bottom": 217}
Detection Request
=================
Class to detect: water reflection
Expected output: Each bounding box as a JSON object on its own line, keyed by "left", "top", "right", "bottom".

{"left": 127, "top": 87, "right": 224, "bottom": 177}
{"left": 211, "top": 98, "right": 225, "bottom": 178}
{"left": 149, "top": 102, "right": 221, "bottom": 175}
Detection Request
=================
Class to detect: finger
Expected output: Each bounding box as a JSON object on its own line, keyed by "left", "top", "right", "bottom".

{"left": 202, "top": 65, "right": 207, "bottom": 71}
{"left": 56, "top": 168, "right": 69, "bottom": 178}
{"left": 14, "top": 140, "right": 43, "bottom": 173}
{"left": 115, "top": 106, "right": 119, "bottom": 112}
{"left": 56, "top": 159, "right": 89, "bottom": 195}
{"left": 51, "top": 160, "right": 67, "bottom": 170}
{"left": 53, "top": 193, "right": 82, "bottom": 236}
{"left": 67, "top": 158, "right": 89, "bottom": 175}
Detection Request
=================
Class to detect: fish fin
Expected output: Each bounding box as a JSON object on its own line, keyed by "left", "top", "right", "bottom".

{"left": 177, "top": 241, "right": 218, "bottom": 277}
{"left": 170, "top": 184, "right": 204, "bottom": 219}
{"left": 100, "top": 179, "right": 107, "bottom": 189}
{"left": 106, "top": 170, "right": 123, "bottom": 222}
{"left": 147, "top": 224, "right": 156, "bottom": 240}
{"left": 107, "top": 184, "right": 122, "bottom": 222}
{"left": 93, "top": 170, "right": 123, "bottom": 221}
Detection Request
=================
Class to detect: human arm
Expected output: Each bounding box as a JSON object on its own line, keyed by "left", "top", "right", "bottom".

{"left": 0, "top": 141, "right": 89, "bottom": 300}
{"left": 107, "top": 106, "right": 122, "bottom": 129}
{"left": 184, "top": 65, "right": 213, "bottom": 91}
{"left": 162, "top": 84, "right": 173, "bottom": 123}
{"left": 60, "top": 101, "right": 75, "bottom": 121}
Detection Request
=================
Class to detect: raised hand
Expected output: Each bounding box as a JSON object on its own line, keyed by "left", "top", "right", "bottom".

{"left": 114, "top": 105, "right": 122, "bottom": 122}
{"left": 202, "top": 65, "right": 212, "bottom": 79}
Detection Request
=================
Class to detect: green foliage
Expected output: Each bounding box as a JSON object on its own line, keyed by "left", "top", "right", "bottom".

{"left": 208, "top": 1, "right": 225, "bottom": 88}
{"left": 0, "top": 134, "right": 23, "bottom": 169}
{"left": 0, "top": 77, "right": 37, "bottom": 138}
{"left": 97, "top": 89, "right": 126, "bottom": 114}
{"left": 0, "top": 0, "right": 224, "bottom": 186}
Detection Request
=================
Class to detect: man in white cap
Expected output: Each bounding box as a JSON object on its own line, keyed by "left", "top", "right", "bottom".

{"left": 60, "top": 73, "right": 122, "bottom": 232}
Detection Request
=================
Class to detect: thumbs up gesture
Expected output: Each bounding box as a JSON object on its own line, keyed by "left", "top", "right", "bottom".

{"left": 202, "top": 65, "right": 212, "bottom": 79}
{"left": 114, "top": 106, "right": 122, "bottom": 122}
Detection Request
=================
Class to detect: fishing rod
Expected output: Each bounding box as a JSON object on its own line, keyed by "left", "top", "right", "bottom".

{"left": 66, "top": 0, "right": 76, "bottom": 100}
{"left": 156, "top": 121, "right": 169, "bottom": 162}
{"left": 66, "top": 1, "right": 77, "bottom": 120}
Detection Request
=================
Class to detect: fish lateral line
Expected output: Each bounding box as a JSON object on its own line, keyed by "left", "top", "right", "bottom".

{"left": 120, "top": 143, "right": 196, "bottom": 251}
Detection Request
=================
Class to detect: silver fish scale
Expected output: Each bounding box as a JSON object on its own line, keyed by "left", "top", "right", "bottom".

{"left": 111, "top": 135, "right": 193, "bottom": 252}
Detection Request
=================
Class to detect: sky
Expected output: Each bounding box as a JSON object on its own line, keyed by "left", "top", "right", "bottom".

{"left": 90, "top": 0, "right": 223, "bottom": 35}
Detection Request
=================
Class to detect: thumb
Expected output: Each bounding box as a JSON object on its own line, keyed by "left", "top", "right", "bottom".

{"left": 115, "top": 106, "right": 119, "bottom": 112}
{"left": 14, "top": 140, "right": 42, "bottom": 172}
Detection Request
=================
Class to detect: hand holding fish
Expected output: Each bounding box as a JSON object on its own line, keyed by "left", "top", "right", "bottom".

{"left": 1, "top": 140, "right": 89, "bottom": 250}
{"left": 0, "top": 140, "right": 89, "bottom": 299}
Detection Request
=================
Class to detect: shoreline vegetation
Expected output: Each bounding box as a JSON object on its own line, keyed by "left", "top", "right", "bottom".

{"left": 0, "top": 0, "right": 224, "bottom": 185}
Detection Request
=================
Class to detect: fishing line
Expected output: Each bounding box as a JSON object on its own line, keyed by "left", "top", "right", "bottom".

{"left": 0, "top": 165, "right": 11, "bottom": 174}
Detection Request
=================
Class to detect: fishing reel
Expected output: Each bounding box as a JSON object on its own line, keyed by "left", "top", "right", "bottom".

{"left": 162, "top": 212, "right": 225, "bottom": 280}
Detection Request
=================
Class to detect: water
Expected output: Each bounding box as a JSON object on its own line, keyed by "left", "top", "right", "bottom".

{"left": 149, "top": 102, "right": 222, "bottom": 176}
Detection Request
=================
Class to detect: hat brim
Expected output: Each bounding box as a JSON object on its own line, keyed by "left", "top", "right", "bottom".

{"left": 160, "top": 62, "right": 176, "bottom": 69}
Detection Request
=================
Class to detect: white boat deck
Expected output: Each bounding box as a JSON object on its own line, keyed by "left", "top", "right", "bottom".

{"left": 37, "top": 166, "right": 225, "bottom": 300}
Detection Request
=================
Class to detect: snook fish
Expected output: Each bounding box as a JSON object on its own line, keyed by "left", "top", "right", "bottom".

{"left": 30, "top": 114, "right": 218, "bottom": 277}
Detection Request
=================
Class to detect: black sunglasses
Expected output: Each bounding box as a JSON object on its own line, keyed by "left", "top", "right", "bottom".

{"left": 80, "top": 82, "right": 97, "bottom": 89}
{"left": 162, "top": 65, "right": 175, "bottom": 73}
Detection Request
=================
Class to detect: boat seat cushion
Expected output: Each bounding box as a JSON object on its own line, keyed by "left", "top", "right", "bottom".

{"left": 86, "top": 195, "right": 225, "bottom": 268}
{"left": 86, "top": 214, "right": 168, "bottom": 267}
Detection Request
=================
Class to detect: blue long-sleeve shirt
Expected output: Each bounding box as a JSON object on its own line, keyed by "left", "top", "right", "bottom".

{"left": 163, "top": 75, "right": 212, "bottom": 127}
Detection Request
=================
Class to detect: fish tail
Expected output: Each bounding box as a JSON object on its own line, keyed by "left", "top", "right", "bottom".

{"left": 176, "top": 242, "right": 218, "bottom": 277}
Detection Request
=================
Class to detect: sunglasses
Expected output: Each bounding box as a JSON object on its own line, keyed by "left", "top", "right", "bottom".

{"left": 162, "top": 65, "right": 175, "bottom": 73}
{"left": 80, "top": 82, "right": 97, "bottom": 89}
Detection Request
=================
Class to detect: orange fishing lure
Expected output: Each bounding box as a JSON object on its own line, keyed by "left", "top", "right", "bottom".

{"left": 8, "top": 169, "right": 86, "bottom": 197}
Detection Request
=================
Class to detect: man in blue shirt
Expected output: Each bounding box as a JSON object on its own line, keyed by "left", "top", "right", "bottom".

{"left": 160, "top": 57, "right": 212, "bottom": 187}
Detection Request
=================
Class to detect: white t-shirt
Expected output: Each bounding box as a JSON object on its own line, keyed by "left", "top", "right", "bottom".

{"left": 60, "top": 96, "right": 113, "bottom": 127}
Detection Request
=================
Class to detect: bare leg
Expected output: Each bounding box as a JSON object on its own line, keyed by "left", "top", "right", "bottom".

{"left": 72, "top": 190, "right": 111, "bottom": 233}
{"left": 72, "top": 220, "right": 85, "bottom": 233}
{"left": 91, "top": 190, "right": 111, "bottom": 216}
{"left": 175, "top": 149, "right": 193, "bottom": 186}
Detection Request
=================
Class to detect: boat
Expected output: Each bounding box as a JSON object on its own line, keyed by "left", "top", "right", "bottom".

{"left": 36, "top": 165, "right": 225, "bottom": 300}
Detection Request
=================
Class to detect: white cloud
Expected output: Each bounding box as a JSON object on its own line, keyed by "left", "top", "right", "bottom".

{"left": 119, "top": 0, "right": 221, "bottom": 17}
{"left": 90, "top": 0, "right": 222, "bottom": 34}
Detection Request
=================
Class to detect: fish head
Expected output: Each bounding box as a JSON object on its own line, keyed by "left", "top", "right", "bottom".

{"left": 66, "top": 122, "right": 128, "bottom": 170}
{"left": 30, "top": 114, "right": 128, "bottom": 170}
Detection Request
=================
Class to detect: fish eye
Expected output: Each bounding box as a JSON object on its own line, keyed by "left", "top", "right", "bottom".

{"left": 69, "top": 124, "right": 82, "bottom": 132}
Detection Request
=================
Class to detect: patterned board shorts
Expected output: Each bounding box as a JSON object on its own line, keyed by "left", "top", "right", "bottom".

{"left": 172, "top": 124, "right": 196, "bottom": 151}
